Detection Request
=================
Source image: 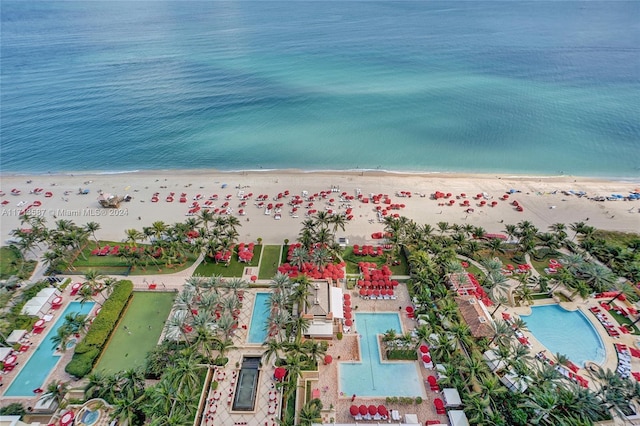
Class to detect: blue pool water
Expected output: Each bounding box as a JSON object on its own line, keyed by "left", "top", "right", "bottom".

{"left": 523, "top": 305, "right": 605, "bottom": 366}
{"left": 340, "top": 313, "right": 423, "bottom": 397}
{"left": 80, "top": 409, "right": 100, "bottom": 425}
{"left": 247, "top": 293, "right": 271, "bottom": 344}
{"left": 4, "top": 301, "right": 95, "bottom": 396}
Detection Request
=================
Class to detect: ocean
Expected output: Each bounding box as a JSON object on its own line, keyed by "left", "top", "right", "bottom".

{"left": 1, "top": 1, "right": 639, "bottom": 178}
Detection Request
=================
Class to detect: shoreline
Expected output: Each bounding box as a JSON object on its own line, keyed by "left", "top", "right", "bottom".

{"left": 2, "top": 167, "right": 639, "bottom": 183}
{"left": 1, "top": 170, "right": 639, "bottom": 246}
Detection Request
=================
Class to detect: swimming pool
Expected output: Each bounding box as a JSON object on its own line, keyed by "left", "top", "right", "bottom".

{"left": 339, "top": 312, "right": 424, "bottom": 397}
{"left": 522, "top": 305, "right": 605, "bottom": 366}
{"left": 4, "top": 301, "right": 95, "bottom": 396}
{"left": 247, "top": 292, "right": 271, "bottom": 344}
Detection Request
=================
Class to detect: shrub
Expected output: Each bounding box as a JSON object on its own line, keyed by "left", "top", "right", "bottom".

{"left": 0, "top": 402, "right": 26, "bottom": 416}
{"left": 66, "top": 280, "right": 133, "bottom": 378}
{"left": 212, "top": 381, "right": 219, "bottom": 390}
{"left": 415, "top": 396, "right": 423, "bottom": 404}
{"left": 336, "top": 332, "right": 343, "bottom": 340}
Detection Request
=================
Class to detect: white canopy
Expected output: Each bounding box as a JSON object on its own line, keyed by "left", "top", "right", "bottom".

{"left": 448, "top": 410, "right": 470, "bottom": 426}
{"left": 330, "top": 286, "right": 344, "bottom": 319}
{"left": 6, "top": 329, "right": 27, "bottom": 344}
{"left": 21, "top": 288, "right": 59, "bottom": 316}
{"left": 305, "top": 321, "right": 334, "bottom": 338}
{"left": 483, "top": 349, "right": 507, "bottom": 372}
{"left": 443, "top": 388, "right": 462, "bottom": 407}
{"left": 403, "top": 414, "right": 419, "bottom": 425}
{"left": 0, "top": 347, "right": 12, "bottom": 362}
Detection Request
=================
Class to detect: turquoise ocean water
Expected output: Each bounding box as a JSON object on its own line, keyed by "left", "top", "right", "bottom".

{"left": 1, "top": 1, "right": 639, "bottom": 177}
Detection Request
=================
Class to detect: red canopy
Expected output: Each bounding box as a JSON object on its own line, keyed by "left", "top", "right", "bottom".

{"left": 274, "top": 367, "right": 286, "bottom": 380}
{"left": 350, "top": 405, "right": 359, "bottom": 416}
{"left": 368, "top": 405, "right": 377, "bottom": 415}
{"left": 502, "top": 312, "right": 511, "bottom": 320}
{"left": 344, "top": 311, "right": 352, "bottom": 319}
{"left": 419, "top": 345, "right": 429, "bottom": 353}
{"left": 405, "top": 306, "right": 414, "bottom": 313}
{"left": 344, "top": 319, "right": 353, "bottom": 326}
{"left": 359, "top": 405, "right": 368, "bottom": 415}
{"left": 359, "top": 288, "right": 366, "bottom": 296}
{"left": 427, "top": 375, "right": 437, "bottom": 385}
{"left": 344, "top": 299, "right": 351, "bottom": 306}
{"left": 324, "top": 355, "right": 333, "bottom": 365}
{"left": 422, "top": 354, "right": 432, "bottom": 363}
{"left": 378, "top": 405, "right": 388, "bottom": 416}
{"left": 343, "top": 294, "right": 351, "bottom": 300}
{"left": 250, "top": 275, "right": 257, "bottom": 282}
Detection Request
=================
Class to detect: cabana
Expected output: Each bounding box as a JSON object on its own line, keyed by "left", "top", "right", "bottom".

{"left": 483, "top": 349, "right": 507, "bottom": 372}
{"left": 448, "top": 410, "right": 470, "bottom": 426}
{"left": 21, "top": 287, "right": 60, "bottom": 316}
{"left": 443, "top": 388, "right": 462, "bottom": 408}
{"left": 0, "top": 347, "right": 12, "bottom": 362}
{"left": 6, "top": 329, "right": 27, "bottom": 344}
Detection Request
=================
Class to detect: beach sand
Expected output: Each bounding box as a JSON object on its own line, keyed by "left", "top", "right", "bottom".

{"left": 1, "top": 170, "right": 638, "bottom": 245}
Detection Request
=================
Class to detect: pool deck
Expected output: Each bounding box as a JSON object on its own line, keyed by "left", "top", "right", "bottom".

{"left": 194, "top": 285, "right": 449, "bottom": 426}
{"left": 503, "top": 298, "right": 640, "bottom": 390}
{"left": 0, "top": 285, "right": 99, "bottom": 406}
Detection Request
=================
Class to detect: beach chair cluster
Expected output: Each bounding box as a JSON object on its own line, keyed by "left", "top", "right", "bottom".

{"left": 615, "top": 344, "right": 632, "bottom": 379}
{"left": 237, "top": 242, "right": 255, "bottom": 263}
{"left": 357, "top": 262, "right": 398, "bottom": 300}
{"left": 589, "top": 305, "right": 627, "bottom": 337}
{"left": 349, "top": 404, "right": 389, "bottom": 421}
{"left": 353, "top": 244, "right": 385, "bottom": 257}
{"left": 535, "top": 352, "right": 589, "bottom": 387}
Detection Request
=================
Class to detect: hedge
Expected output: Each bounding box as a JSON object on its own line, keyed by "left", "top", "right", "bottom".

{"left": 65, "top": 280, "right": 133, "bottom": 378}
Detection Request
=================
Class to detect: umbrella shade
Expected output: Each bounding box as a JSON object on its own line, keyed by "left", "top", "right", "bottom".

{"left": 274, "top": 367, "right": 286, "bottom": 380}
{"left": 344, "top": 299, "right": 351, "bottom": 306}
{"left": 378, "top": 405, "right": 388, "bottom": 415}
{"left": 350, "top": 405, "right": 359, "bottom": 416}
{"left": 427, "top": 375, "right": 437, "bottom": 384}
{"left": 405, "top": 306, "right": 414, "bottom": 313}
{"left": 422, "top": 354, "right": 432, "bottom": 363}
{"left": 345, "top": 319, "right": 353, "bottom": 326}
{"left": 324, "top": 355, "right": 333, "bottom": 364}
{"left": 359, "top": 288, "right": 366, "bottom": 296}
{"left": 343, "top": 294, "right": 351, "bottom": 300}
{"left": 420, "top": 345, "right": 429, "bottom": 353}
{"left": 59, "top": 411, "right": 75, "bottom": 426}
{"left": 359, "top": 405, "right": 368, "bottom": 415}
{"left": 366, "top": 289, "right": 373, "bottom": 296}
{"left": 368, "top": 405, "right": 377, "bottom": 415}
{"left": 344, "top": 312, "right": 352, "bottom": 319}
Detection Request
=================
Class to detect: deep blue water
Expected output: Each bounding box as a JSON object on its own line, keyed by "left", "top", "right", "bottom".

{"left": 1, "top": 1, "right": 639, "bottom": 177}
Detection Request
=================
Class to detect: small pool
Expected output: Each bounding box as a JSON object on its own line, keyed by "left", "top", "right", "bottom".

{"left": 523, "top": 305, "right": 605, "bottom": 366}
{"left": 79, "top": 409, "right": 99, "bottom": 425}
{"left": 247, "top": 292, "right": 271, "bottom": 344}
{"left": 339, "top": 312, "right": 423, "bottom": 397}
{"left": 5, "top": 301, "right": 95, "bottom": 396}
{"left": 232, "top": 357, "right": 261, "bottom": 411}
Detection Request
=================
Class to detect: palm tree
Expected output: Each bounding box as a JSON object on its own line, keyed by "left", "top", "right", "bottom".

{"left": 84, "top": 221, "right": 101, "bottom": 246}
{"left": 40, "top": 380, "right": 69, "bottom": 407}
{"left": 488, "top": 320, "right": 512, "bottom": 346}
{"left": 51, "top": 324, "right": 74, "bottom": 352}
{"left": 85, "top": 370, "right": 116, "bottom": 401}
{"left": 298, "top": 398, "right": 323, "bottom": 426}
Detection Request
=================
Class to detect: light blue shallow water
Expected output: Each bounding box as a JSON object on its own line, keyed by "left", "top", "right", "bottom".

{"left": 522, "top": 305, "right": 605, "bottom": 366}
{"left": 247, "top": 292, "right": 270, "bottom": 344}
{"left": 5, "top": 301, "right": 95, "bottom": 397}
{"left": 1, "top": 1, "right": 639, "bottom": 177}
{"left": 340, "top": 312, "right": 423, "bottom": 397}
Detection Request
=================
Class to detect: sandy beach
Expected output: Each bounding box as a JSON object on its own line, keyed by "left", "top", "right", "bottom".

{"left": 1, "top": 170, "right": 639, "bottom": 246}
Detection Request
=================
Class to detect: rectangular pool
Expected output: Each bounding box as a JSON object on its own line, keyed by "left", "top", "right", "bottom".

{"left": 339, "top": 312, "right": 424, "bottom": 397}
{"left": 5, "top": 301, "right": 95, "bottom": 396}
{"left": 247, "top": 292, "right": 271, "bottom": 344}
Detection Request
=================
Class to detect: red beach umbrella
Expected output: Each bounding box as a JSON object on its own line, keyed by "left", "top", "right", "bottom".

{"left": 359, "top": 288, "right": 366, "bottom": 296}
{"left": 274, "top": 367, "right": 286, "bottom": 380}
{"left": 345, "top": 319, "right": 353, "bottom": 326}
{"left": 419, "top": 345, "right": 429, "bottom": 353}
{"left": 422, "top": 354, "right": 432, "bottom": 363}
{"left": 324, "top": 354, "right": 333, "bottom": 365}
{"left": 350, "top": 405, "right": 359, "bottom": 416}
{"left": 378, "top": 405, "right": 388, "bottom": 416}
{"left": 344, "top": 294, "right": 351, "bottom": 300}
{"left": 344, "top": 311, "right": 352, "bottom": 320}
{"left": 344, "top": 299, "right": 351, "bottom": 306}
{"left": 359, "top": 405, "right": 368, "bottom": 416}
{"left": 368, "top": 405, "right": 377, "bottom": 415}
{"left": 251, "top": 275, "right": 257, "bottom": 282}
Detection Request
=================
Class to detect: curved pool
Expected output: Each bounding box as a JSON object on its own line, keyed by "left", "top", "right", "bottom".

{"left": 522, "top": 305, "right": 605, "bottom": 366}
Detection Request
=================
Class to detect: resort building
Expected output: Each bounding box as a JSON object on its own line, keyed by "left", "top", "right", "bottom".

{"left": 454, "top": 296, "right": 494, "bottom": 338}
{"left": 301, "top": 279, "right": 343, "bottom": 339}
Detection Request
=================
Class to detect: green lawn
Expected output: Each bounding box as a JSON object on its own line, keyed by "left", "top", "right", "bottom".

{"left": 194, "top": 245, "right": 262, "bottom": 277}
{"left": 259, "top": 245, "right": 281, "bottom": 279}
{"left": 70, "top": 241, "right": 198, "bottom": 275}
{"left": 94, "top": 291, "right": 175, "bottom": 374}
{"left": 0, "top": 246, "right": 37, "bottom": 280}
